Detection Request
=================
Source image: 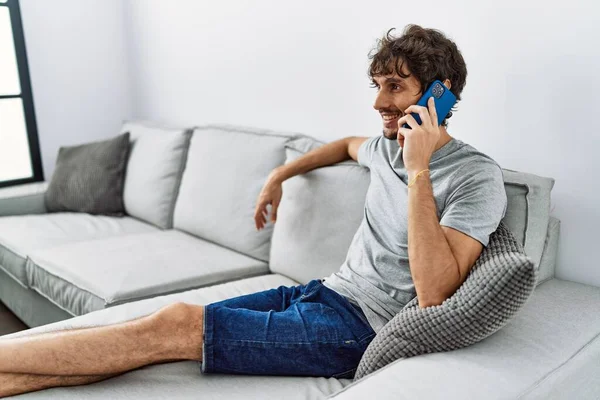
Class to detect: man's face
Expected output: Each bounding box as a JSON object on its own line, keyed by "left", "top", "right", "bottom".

{"left": 371, "top": 62, "right": 422, "bottom": 145}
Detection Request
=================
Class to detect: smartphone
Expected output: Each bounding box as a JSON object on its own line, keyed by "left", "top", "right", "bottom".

{"left": 402, "top": 80, "right": 456, "bottom": 129}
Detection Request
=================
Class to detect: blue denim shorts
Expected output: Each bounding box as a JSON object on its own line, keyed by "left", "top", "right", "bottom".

{"left": 200, "top": 279, "right": 376, "bottom": 378}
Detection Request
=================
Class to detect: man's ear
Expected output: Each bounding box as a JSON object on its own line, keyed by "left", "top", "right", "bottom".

{"left": 443, "top": 79, "right": 452, "bottom": 90}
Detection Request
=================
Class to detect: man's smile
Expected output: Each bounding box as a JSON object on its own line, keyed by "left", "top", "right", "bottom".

{"left": 381, "top": 112, "right": 403, "bottom": 127}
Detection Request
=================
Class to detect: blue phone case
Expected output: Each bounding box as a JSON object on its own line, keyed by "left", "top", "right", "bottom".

{"left": 402, "top": 80, "right": 456, "bottom": 129}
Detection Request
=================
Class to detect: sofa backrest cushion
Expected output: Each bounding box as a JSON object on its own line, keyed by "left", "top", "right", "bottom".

{"left": 120, "top": 120, "right": 192, "bottom": 229}
{"left": 173, "top": 124, "right": 292, "bottom": 262}
{"left": 537, "top": 216, "right": 560, "bottom": 286}
{"left": 269, "top": 136, "right": 370, "bottom": 283}
{"left": 501, "top": 169, "right": 555, "bottom": 273}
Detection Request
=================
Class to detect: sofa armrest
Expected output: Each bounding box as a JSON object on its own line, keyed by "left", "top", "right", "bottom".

{"left": 0, "top": 182, "right": 49, "bottom": 216}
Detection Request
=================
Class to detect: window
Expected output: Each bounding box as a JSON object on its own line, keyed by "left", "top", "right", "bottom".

{"left": 0, "top": 0, "right": 43, "bottom": 188}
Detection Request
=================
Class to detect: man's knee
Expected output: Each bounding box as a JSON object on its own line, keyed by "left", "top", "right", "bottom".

{"left": 151, "top": 302, "right": 204, "bottom": 360}
{"left": 152, "top": 302, "right": 204, "bottom": 332}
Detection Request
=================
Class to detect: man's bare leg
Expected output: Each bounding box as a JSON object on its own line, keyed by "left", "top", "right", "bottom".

{"left": 0, "top": 371, "right": 121, "bottom": 398}
{"left": 0, "top": 357, "right": 191, "bottom": 398}
{"left": 0, "top": 302, "right": 204, "bottom": 376}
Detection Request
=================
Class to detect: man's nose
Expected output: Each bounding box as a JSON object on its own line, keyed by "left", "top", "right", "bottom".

{"left": 373, "top": 90, "right": 391, "bottom": 111}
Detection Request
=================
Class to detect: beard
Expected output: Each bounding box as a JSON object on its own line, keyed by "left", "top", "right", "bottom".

{"left": 380, "top": 128, "right": 406, "bottom": 151}
{"left": 381, "top": 128, "right": 404, "bottom": 145}
{"left": 382, "top": 130, "right": 397, "bottom": 140}
{"left": 381, "top": 125, "right": 397, "bottom": 140}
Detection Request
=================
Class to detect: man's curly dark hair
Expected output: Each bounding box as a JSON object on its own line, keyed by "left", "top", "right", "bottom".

{"left": 368, "top": 25, "right": 468, "bottom": 127}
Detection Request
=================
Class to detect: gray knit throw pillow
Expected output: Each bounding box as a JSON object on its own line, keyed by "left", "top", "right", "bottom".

{"left": 354, "top": 221, "right": 537, "bottom": 380}
{"left": 45, "top": 133, "right": 131, "bottom": 216}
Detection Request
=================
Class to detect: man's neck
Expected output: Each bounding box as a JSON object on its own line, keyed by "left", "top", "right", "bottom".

{"left": 435, "top": 127, "right": 453, "bottom": 152}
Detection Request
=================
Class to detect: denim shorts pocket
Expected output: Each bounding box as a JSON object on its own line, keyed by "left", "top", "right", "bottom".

{"left": 358, "top": 331, "right": 377, "bottom": 347}
{"left": 332, "top": 367, "right": 357, "bottom": 379}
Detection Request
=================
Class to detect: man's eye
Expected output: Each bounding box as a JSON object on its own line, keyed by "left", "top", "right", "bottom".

{"left": 392, "top": 84, "right": 401, "bottom": 90}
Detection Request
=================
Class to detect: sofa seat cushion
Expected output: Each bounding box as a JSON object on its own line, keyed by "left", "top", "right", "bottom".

{"left": 330, "top": 278, "right": 600, "bottom": 399}
{"left": 26, "top": 230, "right": 271, "bottom": 316}
{"left": 0, "top": 213, "right": 157, "bottom": 287}
{"left": 0, "top": 274, "right": 351, "bottom": 400}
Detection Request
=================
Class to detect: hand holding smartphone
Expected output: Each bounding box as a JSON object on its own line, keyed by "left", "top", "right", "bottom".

{"left": 402, "top": 80, "right": 456, "bottom": 129}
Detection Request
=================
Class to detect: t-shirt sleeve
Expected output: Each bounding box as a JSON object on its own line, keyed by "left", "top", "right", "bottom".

{"left": 439, "top": 160, "right": 507, "bottom": 247}
{"left": 357, "top": 136, "right": 379, "bottom": 168}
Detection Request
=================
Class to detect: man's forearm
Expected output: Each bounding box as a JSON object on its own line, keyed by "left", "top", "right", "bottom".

{"left": 271, "top": 137, "right": 352, "bottom": 183}
{"left": 407, "top": 170, "right": 460, "bottom": 308}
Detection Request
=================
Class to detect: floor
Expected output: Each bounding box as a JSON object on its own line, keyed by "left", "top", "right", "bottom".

{"left": 0, "top": 300, "right": 29, "bottom": 336}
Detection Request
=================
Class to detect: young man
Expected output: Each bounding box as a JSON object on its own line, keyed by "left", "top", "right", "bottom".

{"left": 0, "top": 24, "right": 506, "bottom": 397}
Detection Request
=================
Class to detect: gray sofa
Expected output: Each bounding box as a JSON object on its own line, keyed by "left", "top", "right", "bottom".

{"left": 1, "top": 121, "right": 599, "bottom": 399}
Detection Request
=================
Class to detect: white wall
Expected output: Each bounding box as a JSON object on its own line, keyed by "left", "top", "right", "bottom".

{"left": 20, "top": 0, "right": 132, "bottom": 177}
{"left": 124, "top": 0, "right": 600, "bottom": 287}
{"left": 21, "top": 0, "right": 593, "bottom": 287}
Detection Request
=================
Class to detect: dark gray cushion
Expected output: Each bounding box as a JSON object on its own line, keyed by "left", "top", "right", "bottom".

{"left": 45, "top": 133, "right": 131, "bottom": 216}
{"left": 354, "top": 221, "right": 537, "bottom": 380}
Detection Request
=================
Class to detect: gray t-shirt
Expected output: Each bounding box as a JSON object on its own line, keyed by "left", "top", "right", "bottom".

{"left": 323, "top": 135, "right": 507, "bottom": 333}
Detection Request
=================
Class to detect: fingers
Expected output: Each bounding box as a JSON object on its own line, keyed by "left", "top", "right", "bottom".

{"left": 255, "top": 208, "right": 265, "bottom": 230}
{"left": 255, "top": 201, "right": 275, "bottom": 231}
{"left": 397, "top": 113, "right": 418, "bottom": 130}
{"left": 404, "top": 103, "right": 432, "bottom": 127}
{"left": 427, "top": 97, "right": 438, "bottom": 126}
{"left": 254, "top": 201, "right": 267, "bottom": 230}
